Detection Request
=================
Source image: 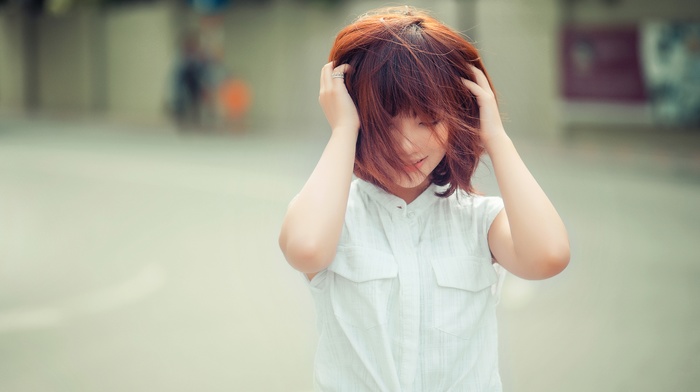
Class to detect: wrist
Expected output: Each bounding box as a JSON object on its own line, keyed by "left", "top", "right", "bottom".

{"left": 331, "top": 125, "right": 360, "bottom": 139}
{"left": 482, "top": 129, "right": 512, "bottom": 155}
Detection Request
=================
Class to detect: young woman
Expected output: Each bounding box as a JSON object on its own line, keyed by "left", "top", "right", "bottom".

{"left": 279, "top": 6, "right": 570, "bottom": 391}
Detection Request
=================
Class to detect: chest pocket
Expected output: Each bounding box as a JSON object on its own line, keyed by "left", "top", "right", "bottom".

{"left": 328, "top": 247, "right": 398, "bottom": 330}
{"left": 430, "top": 256, "right": 498, "bottom": 340}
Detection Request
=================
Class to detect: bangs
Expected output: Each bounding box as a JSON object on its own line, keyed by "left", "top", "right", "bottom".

{"left": 374, "top": 25, "right": 451, "bottom": 120}
{"left": 361, "top": 21, "right": 466, "bottom": 124}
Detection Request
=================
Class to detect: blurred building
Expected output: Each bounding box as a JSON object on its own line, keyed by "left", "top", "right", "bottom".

{"left": 0, "top": 0, "right": 698, "bottom": 136}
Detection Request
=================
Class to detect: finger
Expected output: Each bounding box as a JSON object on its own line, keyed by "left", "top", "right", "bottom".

{"left": 468, "top": 64, "right": 492, "bottom": 92}
{"left": 331, "top": 63, "right": 350, "bottom": 82}
{"left": 333, "top": 63, "right": 350, "bottom": 73}
{"left": 462, "top": 78, "right": 485, "bottom": 97}
{"left": 321, "top": 62, "right": 333, "bottom": 86}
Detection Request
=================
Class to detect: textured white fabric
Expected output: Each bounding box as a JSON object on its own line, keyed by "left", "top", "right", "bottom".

{"left": 305, "top": 179, "right": 505, "bottom": 392}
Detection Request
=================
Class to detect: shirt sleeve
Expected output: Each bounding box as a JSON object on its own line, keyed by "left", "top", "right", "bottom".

{"left": 473, "top": 196, "right": 506, "bottom": 303}
{"left": 301, "top": 269, "right": 329, "bottom": 292}
{"left": 479, "top": 196, "right": 505, "bottom": 240}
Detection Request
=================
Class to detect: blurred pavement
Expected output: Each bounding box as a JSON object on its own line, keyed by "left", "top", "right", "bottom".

{"left": 0, "top": 117, "right": 698, "bottom": 391}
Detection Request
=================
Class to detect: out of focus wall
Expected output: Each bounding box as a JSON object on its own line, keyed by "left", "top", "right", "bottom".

{"left": 0, "top": 10, "right": 28, "bottom": 112}
{"left": 37, "top": 9, "right": 98, "bottom": 114}
{"left": 0, "top": 3, "right": 177, "bottom": 123}
{"left": 476, "top": 0, "right": 560, "bottom": 138}
{"left": 105, "top": 3, "right": 175, "bottom": 123}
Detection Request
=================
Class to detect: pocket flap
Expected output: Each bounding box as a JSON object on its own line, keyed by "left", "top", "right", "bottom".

{"left": 328, "top": 247, "right": 398, "bottom": 283}
{"left": 430, "top": 256, "right": 497, "bottom": 291}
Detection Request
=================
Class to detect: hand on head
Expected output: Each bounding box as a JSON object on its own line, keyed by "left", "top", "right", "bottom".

{"left": 319, "top": 62, "right": 360, "bottom": 134}
{"left": 461, "top": 65, "right": 506, "bottom": 145}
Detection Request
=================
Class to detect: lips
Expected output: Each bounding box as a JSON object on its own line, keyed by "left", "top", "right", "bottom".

{"left": 404, "top": 157, "right": 427, "bottom": 172}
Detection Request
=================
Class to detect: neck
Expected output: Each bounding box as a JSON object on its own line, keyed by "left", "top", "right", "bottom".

{"left": 387, "top": 179, "right": 431, "bottom": 205}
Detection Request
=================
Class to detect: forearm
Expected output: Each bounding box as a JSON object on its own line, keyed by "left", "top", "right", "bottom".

{"left": 279, "top": 128, "right": 358, "bottom": 273}
{"left": 486, "top": 132, "right": 570, "bottom": 269}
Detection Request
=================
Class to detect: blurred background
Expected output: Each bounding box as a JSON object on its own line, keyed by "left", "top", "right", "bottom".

{"left": 0, "top": 0, "right": 698, "bottom": 391}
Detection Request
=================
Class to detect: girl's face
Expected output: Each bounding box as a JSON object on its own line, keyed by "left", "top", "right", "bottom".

{"left": 385, "top": 114, "right": 448, "bottom": 201}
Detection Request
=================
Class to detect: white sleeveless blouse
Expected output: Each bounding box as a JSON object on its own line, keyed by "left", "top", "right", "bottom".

{"left": 305, "top": 179, "right": 505, "bottom": 392}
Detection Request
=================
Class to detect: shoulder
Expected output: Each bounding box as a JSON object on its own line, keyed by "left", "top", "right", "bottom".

{"left": 471, "top": 194, "right": 504, "bottom": 213}
{"left": 434, "top": 191, "right": 504, "bottom": 236}
{"left": 342, "top": 179, "right": 378, "bottom": 228}
{"left": 346, "top": 178, "right": 384, "bottom": 213}
{"left": 447, "top": 189, "right": 503, "bottom": 214}
{"left": 348, "top": 178, "right": 362, "bottom": 198}
{"left": 346, "top": 178, "right": 366, "bottom": 211}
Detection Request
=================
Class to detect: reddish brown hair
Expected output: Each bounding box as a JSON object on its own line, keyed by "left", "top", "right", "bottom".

{"left": 329, "top": 6, "right": 497, "bottom": 197}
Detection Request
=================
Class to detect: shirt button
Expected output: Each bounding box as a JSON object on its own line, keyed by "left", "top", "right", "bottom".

{"left": 407, "top": 211, "right": 415, "bottom": 218}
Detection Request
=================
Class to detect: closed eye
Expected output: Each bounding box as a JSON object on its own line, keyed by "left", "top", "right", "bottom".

{"left": 419, "top": 119, "right": 441, "bottom": 127}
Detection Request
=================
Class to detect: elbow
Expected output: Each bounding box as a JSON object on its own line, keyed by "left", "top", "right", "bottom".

{"left": 515, "top": 241, "right": 570, "bottom": 280}
{"left": 538, "top": 243, "right": 571, "bottom": 279}
{"left": 279, "top": 235, "right": 334, "bottom": 274}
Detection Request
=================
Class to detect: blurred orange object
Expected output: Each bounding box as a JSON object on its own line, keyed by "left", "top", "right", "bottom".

{"left": 218, "top": 79, "right": 252, "bottom": 119}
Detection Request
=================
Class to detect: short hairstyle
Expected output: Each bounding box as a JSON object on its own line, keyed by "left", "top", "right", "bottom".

{"left": 328, "top": 6, "right": 498, "bottom": 197}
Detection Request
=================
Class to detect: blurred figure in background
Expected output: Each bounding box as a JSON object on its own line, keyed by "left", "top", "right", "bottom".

{"left": 197, "top": 11, "right": 252, "bottom": 134}
{"left": 167, "top": 12, "right": 251, "bottom": 133}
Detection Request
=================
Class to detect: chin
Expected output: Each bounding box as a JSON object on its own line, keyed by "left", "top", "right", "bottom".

{"left": 396, "top": 174, "right": 430, "bottom": 190}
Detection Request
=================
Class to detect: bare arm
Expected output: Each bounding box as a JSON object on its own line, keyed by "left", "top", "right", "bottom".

{"left": 463, "top": 66, "right": 570, "bottom": 280}
{"left": 279, "top": 63, "right": 359, "bottom": 274}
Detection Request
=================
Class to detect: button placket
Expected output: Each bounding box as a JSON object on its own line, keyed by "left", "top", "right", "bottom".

{"left": 389, "top": 220, "right": 421, "bottom": 390}
{"left": 395, "top": 203, "right": 408, "bottom": 219}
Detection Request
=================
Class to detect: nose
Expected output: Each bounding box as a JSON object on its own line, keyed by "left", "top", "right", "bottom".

{"left": 398, "top": 133, "right": 418, "bottom": 156}
{"left": 396, "top": 122, "right": 420, "bottom": 157}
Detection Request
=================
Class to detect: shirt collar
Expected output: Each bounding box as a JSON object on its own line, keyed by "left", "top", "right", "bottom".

{"left": 356, "top": 178, "right": 447, "bottom": 217}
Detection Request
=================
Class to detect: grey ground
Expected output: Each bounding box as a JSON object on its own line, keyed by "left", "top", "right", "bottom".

{"left": 0, "top": 118, "right": 698, "bottom": 392}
